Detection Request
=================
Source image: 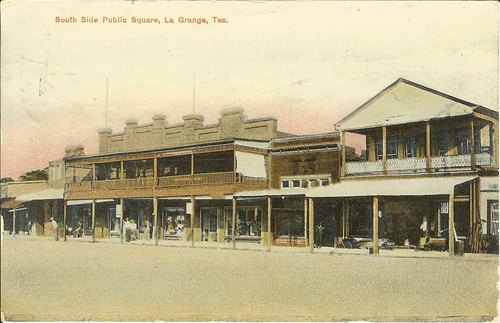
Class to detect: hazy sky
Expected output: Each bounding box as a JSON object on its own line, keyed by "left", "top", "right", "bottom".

{"left": 1, "top": 1, "right": 498, "bottom": 179}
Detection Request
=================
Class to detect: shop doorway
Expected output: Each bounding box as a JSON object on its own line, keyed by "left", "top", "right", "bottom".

{"left": 200, "top": 207, "right": 219, "bottom": 242}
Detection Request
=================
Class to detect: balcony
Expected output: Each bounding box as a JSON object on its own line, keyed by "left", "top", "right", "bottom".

{"left": 67, "top": 172, "right": 267, "bottom": 192}
{"left": 345, "top": 153, "right": 494, "bottom": 176}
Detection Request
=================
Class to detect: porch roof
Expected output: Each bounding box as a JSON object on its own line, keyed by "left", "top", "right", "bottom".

{"left": 234, "top": 187, "right": 311, "bottom": 198}
{"left": 16, "top": 188, "right": 64, "bottom": 201}
{"left": 335, "top": 79, "right": 482, "bottom": 132}
{"left": 306, "top": 176, "right": 477, "bottom": 198}
{"left": 67, "top": 199, "right": 115, "bottom": 206}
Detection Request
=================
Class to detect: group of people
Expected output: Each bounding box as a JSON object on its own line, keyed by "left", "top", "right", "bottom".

{"left": 123, "top": 217, "right": 152, "bottom": 242}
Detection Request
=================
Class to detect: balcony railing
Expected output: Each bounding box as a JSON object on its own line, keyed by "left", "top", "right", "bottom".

{"left": 67, "top": 172, "right": 267, "bottom": 191}
{"left": 158, "top": 172, "right": 235, "bottom": 187}
{"left": 346, "top": 160, "right": 383, "bottom": 174}
{"left": 386, "top": 157, "right": 427, "bottom": 172}
{"left": 345, "top": 153, "right": 493, "bottom": 176}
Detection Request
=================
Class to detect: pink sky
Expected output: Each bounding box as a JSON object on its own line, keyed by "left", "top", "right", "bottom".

{"left": 1, "top": 1, "right": 498, "bottom": 180}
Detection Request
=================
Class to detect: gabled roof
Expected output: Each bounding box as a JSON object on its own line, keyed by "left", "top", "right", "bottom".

{"left": 335, "top": 78, "right": 497, "bottom": 132}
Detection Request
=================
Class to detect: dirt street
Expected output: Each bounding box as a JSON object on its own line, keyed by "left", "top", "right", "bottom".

{"left": 1, "top": 236, "right": 498, "bottom": 321}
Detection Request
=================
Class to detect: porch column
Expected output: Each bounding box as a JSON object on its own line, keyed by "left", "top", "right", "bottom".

{"left": 92, "top": 163, "right": 96, "bottom": 181}
{"left": 437, "top": 203, "right": 441, "bottom": 237}
{"left": 426, "top": 122, "right": 431, "bottom": 171}
{"left": 63, "top": 200, "right": 67, "bottom": 241}
{"left": 190, "top": 196, "right": 195, "bottom": 247}
{"left": 382, "top": 126, "right": 387, "bottom": 174}
{"left": 153, "top": 197, "right": 158, "bottom": 246}
{"left": 469, "top": 182, "right": 473, "bottom": 239}
{"left": 232, "top": 198, "right": 237, "bottom": 250}
{"left": 153, "top": 157, "right": 158, "bottom": 246}
{"left": 309, "top": 198, "right": 315, "bottom": 254}
{"left": 341, "top": 131, "right": 347, "bottom": 176}
{"left": 12, "top": 208, "right": 16, "bottom": 236}
{"left": 449, "top": 194, "right": 455, "bottom": 257}
{"left": 373, "top": 197, "right": 379, "bottom": 255}
{"left": 267, "top": 197, "right": 272, "bottom": 251}
{"left": 120, "top": 198, "right": 124, "bottom": 243}
{"left": 304, "top": 198, "right": 308, "bottom": 245}
{"left": 343, "top": 201, "right": 349, "bottom": 238}
{"left": 91, "top": 199, "right": 96, "bottom": 243}
{"left": 470, "top": 119, "right": 476, "bottom": 170}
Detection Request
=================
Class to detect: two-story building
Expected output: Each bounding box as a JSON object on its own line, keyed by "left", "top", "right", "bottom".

{"left": 307, "top": 78, "right": 499, "bottom": 255}
{"left": 63, "top": 108, "right": 286, "bottom": 247}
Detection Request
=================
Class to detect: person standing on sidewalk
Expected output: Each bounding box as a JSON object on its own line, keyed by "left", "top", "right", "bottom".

{"left": 50, "top": 217, "right": 59, "bottom": 241}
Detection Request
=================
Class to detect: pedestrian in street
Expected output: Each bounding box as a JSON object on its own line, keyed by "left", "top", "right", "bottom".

{"left": 50, "top": 217, "right": 59, "bottom": 241}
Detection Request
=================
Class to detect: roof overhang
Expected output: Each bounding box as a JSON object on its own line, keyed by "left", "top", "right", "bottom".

{"left": 306, "top": 176, "right": 478, "bottom": 198}
{"left": 67, "top": 199, "right": 115, "bottom": 206}
{"left": 16, "top": 188, "right": 64, "bottom": 202}
{"left": 235, "top": 187, "right": 312, "bottom": 198}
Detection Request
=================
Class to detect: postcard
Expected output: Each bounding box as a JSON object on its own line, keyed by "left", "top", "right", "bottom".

{"left": 1, "top": 1, "right": 498, "bottom": 322}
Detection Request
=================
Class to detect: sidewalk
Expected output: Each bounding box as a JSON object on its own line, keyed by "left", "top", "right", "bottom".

{"left": 3, "top": 233, "right": 498, "bottom": 261}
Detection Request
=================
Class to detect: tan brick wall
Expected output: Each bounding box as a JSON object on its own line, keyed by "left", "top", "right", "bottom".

{"left": 98, "top": 108, "right": 278, "bottom": 153}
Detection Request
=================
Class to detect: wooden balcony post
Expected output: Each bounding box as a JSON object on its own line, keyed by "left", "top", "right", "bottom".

{"left": 232, "top": 198, "right": 237, "bottom": 250}
{"left": 309, "top": 198, "right": 314, "bottom": 253}
{"left": 191, "top": 152, "right": 194, "bottom": 185}
{"left": 470, "top": 118, "right": 476, "bottom": 170}
{"left": 341, "top": 131, "right": 347, "bottom": 176}
{"left": 373, "top": 197, "right": 379, "bottom": 255}
{"left": 382, "top": 127, "right": 387, "bottom": 174}
{"left": 92, "top": 163, "right": 96, "bottom": 182}
{"left": 153, "top": 157, "right": 158, "bottom": 188}
{"left": 426, "top": 122, "right": 431, "bottom": 171}
{"left": 267, "top": 197, "right": 272, "bottom": 251}
{"left": 449, "top": 194, "right": 455, "bottom": 257}
{"left": 91, "top": 199, "right": 96, "bottom": 243}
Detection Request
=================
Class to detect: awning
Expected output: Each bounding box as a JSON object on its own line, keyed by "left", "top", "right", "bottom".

{"left": 306, "top": 176, "right": 478, "bottom": 198}
{"left": 235, "top": 151, "right": 267, "bottom": 178}
{"left": 16, "top": 188, "right": 64, "bottom": 202}
{"left": 235, "top": 187, "right": 312, "bottom": 198}
{"left": 1, "top": 198, "right": 24, "bottom": 209}
{"left": 67, "top": 199, "right": 115, "bottom": 206}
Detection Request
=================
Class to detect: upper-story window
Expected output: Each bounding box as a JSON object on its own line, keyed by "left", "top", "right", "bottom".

{"left": 281, "top": 176, "right": 331, "bottom": 188}
{"left": 96, "top": 162, "right": 121, "bottom": 180}
{"left": 124, "top": 159, "right": 154, "bottom": 179}
{"left": 376, "top": 136, "right": 398, "bottom": 160}
{"left": 456, "top": 129, "right": 471, "bottom": 155}
{"left": 405, "top": 136, "right": 416, "bottom": 158}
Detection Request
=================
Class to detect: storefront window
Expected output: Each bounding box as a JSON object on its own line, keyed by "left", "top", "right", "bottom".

{"left": 236, "top": 207, "right": 262, "bottom": 237}
{"left": 163, "top": 207, "right": 185, "bottom": 239}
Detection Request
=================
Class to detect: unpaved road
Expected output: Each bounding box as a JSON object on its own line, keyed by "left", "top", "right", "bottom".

{"left": 1, "top": 236, "right": 498, "bottom": 321}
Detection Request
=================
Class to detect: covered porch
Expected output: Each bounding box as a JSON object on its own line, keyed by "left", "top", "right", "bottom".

{"left": 307, "top": 175, "right": 479, "bottom": 256}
